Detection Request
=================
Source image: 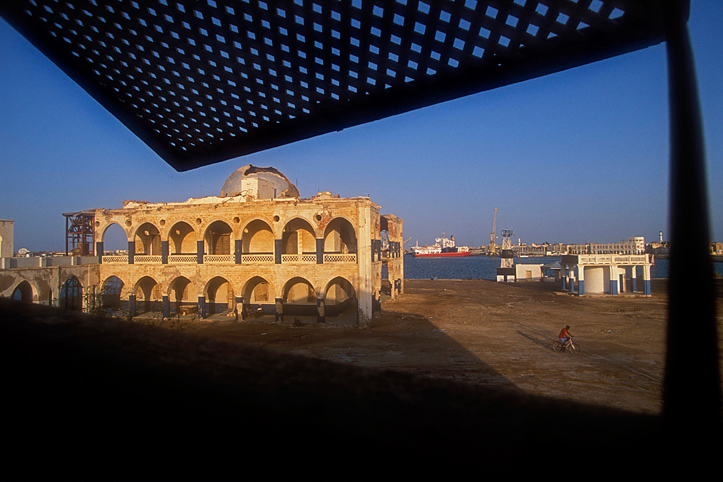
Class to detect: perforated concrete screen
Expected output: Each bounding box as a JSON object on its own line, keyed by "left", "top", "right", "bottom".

{"left": 1, "top": 1, "right": 670, "bottom": 171}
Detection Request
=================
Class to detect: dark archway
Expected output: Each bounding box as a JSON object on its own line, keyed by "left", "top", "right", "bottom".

{"left": 282, "top": 277, "right": 317, "bottom": 317}
{"left": 324, "top": 277, "right": 357, "bottom": 319}
{"left": 101, "top": 276, "right": 124, "bottom": 310}
{"left": 135, "top": 276, "right": 161, "bottom": 314}
{"left": 205, "top": 221, "right": 233, "bottom": 255}
{"left": 11, "top": 281, "right": 33, "bottom": 303}
{"left": 205, "top": 276, "right": 234, "bottom": 316}
{"left": 60, "top": 276, "right": 82, "bottom": 311}
{"left": 241, "top": 276, "right": 275, "bottom": 318}
{"left": 168, "top": 276, "right": 194, "bottom": 314}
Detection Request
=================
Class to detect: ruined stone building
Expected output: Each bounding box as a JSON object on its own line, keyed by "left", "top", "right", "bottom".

{"left": 1, "top": 166, "right": 404, "bottom": 325}
{"left": 0, "top": 220, "right": 13, "bottom": 259}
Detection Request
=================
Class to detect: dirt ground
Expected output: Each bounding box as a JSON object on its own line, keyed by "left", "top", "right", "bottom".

{"left": 3, "top": 279, "right": 722, "bottom": 479}
{"left": 183, "top": 278, "right": 723, "bottom": 416}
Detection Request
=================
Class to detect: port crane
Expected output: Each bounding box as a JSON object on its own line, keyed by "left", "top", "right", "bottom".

{"left": 402, "top": 237, "right": 412, "bottom": 254}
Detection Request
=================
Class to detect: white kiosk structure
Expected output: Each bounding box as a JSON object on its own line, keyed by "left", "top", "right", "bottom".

{"left": 560, "top": 253, "right": 653, "bottom": 296}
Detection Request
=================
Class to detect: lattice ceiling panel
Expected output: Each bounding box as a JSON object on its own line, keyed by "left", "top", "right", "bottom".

{"left": 1, "top": 1, "right": 670, "bottom": 171}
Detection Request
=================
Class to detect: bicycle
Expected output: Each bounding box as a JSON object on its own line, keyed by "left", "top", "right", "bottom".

{"left": 552, "top": 336, "right": 580, "bottom": 354}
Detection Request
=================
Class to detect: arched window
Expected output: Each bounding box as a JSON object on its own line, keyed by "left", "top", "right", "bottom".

{"left": 135, "top": 223, "right": 161, "bottom": 255}
{"left": 241, "top": 220, "right": 274, "bottom": 263}
{"left": 168, "top": 221, "right": 196, "bottom": 254}
{"left": 101, "top": 276, "right": 124, "bottom": 310}
{"left": 244, "top": 219, "right": 273, "bottom": 253}
{"left": 324, "top": 218, "right": 357, "bottom": 254}
{"left": 101, "top": 222, "right": 127, "bottom": 252}
{"left": 323, "top": 217, "right": 357, "bottom": 263}
{"left": 205, "top": 221, "right": 232, "bottom": 255}
{"left": 60, "top": 276, "right": 82, "bottom": 311}
{"left": 282, "top": 218, "right": 316, "bottom": 263}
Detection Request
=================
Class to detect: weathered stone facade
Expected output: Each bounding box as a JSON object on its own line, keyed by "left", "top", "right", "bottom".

{"left": 0, "top": 220, "right": 13, "bottom": 259}
{"left": 0, "top": 259, "right": 100, "bottom": 310}
{"left": 1, "top": 166, "right": 403, "bottom": 325}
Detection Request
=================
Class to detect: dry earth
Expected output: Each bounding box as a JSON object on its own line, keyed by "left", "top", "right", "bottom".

{"left": 3, "top": 279, "right": 722, "bottom": 480}
{"left": 183, "top": 278, "right": 723, "bottom": 416}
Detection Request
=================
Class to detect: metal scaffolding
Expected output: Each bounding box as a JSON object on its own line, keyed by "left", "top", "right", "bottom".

{"left": 63, "top": 211, "right": 95, "bottom": 256}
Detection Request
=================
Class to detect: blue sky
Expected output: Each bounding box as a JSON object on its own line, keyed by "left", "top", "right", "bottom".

{"left": 1, "top": 1, "right": 722, "bottom": 252}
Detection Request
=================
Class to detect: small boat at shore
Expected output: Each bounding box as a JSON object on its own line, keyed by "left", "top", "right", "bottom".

{"left": 412, "top": 234, "right": 472, "bottom": 258}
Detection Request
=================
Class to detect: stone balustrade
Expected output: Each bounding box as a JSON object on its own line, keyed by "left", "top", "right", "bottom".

{"left": 241, "top": 254, "right": 274, "bottom": 264}
{"left": 100, "top": 252, "right": 358, "bottom": 265}
{"left": 135, "top": 255, "right": 163, "bottom": 264}
{"left": 281, "top": 254, "right": 317, "bottom": 264}
{"left": 324, "top": 253, "right": 357, "bottom": 263}
{"left": 203, "top": 254, "right": 235, "bottom": 264}
{"left": 168, "top": 254, "right": 197, "bottom": 264}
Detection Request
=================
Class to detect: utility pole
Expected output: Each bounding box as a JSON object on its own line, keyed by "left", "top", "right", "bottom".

{"left": 489, "top": 208, "right": 497, "bottom": 255}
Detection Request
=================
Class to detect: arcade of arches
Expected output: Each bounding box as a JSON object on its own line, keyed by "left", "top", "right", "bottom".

{"left": 2, "top": 167, "right": 404, "bottom": 325}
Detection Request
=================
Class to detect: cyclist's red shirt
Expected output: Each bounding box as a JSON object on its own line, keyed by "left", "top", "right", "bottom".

{"left": 559, "top": 328, "right": 571, "bottom": 339}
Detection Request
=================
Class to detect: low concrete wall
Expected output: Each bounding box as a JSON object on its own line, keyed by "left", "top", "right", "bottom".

{"left": 1, "top": 256, "right": 99, "bottom": 269}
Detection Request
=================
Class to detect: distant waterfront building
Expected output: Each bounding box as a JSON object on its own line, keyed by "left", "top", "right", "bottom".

{"left": 568, "top": 237, "right": 646, "bottom": 255}
{"left": 511, "top": 243, "right": 547, "bottom": 257}
{"left": 711, "top": 243, "right": 723, "bottom": 256}
{"left": 560, "top": 252, "right": 653, "bottom": 296}
{"left": 560, "top": 237, "right": 652, "bottom": 295}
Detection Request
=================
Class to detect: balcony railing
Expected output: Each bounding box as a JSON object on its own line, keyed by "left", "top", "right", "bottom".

{"left": 168, "top": 254, "right": 197, "bottom": 264}
{"left": 281, "top": 253, "right": 317, "bottom": 264}
{"left": 323, "top": 253, "right": 357, "bottom": 263}
{"left": 241, "top": 254, "right": 274, "bottom": 264}
{"left": 135, "top": 255, "right": 163, "bottom": 264}
{"left": 97, "top": 252, "right": 358, "bottom": 265}
{"left": 102, "top": 255, "right": 127, "bottom": 264}
{"left": 203, "top": 254, "right": 235, "bottom": 264}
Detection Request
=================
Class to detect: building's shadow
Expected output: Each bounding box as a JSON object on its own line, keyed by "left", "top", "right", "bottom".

{"left": 0, "top": 298, "right": 717, "bottom": 480}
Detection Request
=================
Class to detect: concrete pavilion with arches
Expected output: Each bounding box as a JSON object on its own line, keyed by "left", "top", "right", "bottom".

{"left": 1, "top": 165, "right": 403, "bottom": 325}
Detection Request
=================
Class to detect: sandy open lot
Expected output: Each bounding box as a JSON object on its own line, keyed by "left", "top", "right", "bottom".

{"left": 3, "top": 278, "right": 722, "bottom": 479}
{"left": 183, "top": 278, "right": 722, "bottom": 416}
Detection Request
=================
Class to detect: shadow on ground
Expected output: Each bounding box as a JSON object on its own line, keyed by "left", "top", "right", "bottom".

{"left": 1, "top": 298, "right": 718, "bottom": 480}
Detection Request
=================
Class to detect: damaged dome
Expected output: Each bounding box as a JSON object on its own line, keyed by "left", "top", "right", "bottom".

{"left": 220, "top": 165, "right": 300, "bottom": 199}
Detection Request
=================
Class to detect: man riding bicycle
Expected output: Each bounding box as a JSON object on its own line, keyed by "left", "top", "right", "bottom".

{"left": 559, "top": 325, "right": 573, "bottom": 348}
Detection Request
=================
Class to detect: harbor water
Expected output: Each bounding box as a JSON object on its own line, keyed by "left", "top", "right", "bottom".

{"left": 401, "top": 255, "right": 723, "bottom": 281}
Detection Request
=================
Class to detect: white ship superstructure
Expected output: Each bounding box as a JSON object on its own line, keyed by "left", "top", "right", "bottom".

{"left": 412, "top": 234, "right": 470, "bottom": 257}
